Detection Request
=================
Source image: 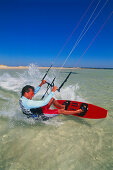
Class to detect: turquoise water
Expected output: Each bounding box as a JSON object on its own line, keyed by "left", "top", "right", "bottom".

{"left": 0, "top": 65, "right": 113, "bottom": 170}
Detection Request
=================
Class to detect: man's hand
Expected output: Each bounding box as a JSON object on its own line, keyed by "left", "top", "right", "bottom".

{"left": 39, "top": 79, "right": 46, "bottom": 87}
{"left": 52, "top": 86, "right": 58, "bottom": 92}
{"left": 42, "top": 80, "right": 46, "bottom": 84}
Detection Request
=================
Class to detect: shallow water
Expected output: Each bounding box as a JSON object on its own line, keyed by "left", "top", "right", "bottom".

{"left": 0, "top": 65, "right": 113, "bottom": 170}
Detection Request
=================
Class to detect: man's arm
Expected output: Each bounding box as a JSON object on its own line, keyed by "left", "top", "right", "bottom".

{"left": 26, "top": 92, "right": 54, "bottom": 109}
{"left": 34, "top": 80, "right": 46, "bottom": 94}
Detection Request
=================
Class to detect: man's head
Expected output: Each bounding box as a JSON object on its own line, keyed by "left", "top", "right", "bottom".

{"left": 21, "top": 85, "right": 35, "bottom": 99}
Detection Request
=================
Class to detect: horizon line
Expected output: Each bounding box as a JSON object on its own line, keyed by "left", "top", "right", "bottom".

{"left": 0, "top": 64, "right": 113, "bottom": 69}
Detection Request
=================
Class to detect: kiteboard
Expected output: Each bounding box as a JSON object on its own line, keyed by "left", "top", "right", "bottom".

{"left": 54, "top": 100, "right": 108, "bottom": 119}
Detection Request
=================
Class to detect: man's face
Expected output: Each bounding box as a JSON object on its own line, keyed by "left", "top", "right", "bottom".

{"left": 25, "top": 88, "right": 34, "bottom": 99}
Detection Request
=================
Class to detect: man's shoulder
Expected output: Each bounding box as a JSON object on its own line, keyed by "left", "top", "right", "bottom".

{"left": 19, "top": 97, "right": 30, "bottom": 105}
{"left": 20, "top": 96, "right": 27, "bottom": 100}
{"left": 19, "top": 97, "right": 23, "bottom": 102}
{"left": 19, "top": 96, "right": 26, "bottom": 104}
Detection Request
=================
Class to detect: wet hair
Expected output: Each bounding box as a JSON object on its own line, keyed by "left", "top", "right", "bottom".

{"left": 21, "top": 85, "right": 35, "bottom": 97}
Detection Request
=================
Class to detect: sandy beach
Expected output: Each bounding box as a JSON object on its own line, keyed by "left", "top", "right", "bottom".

{"left": 0, "top": 65, "right": 80, "bottom": 70}
{"left": 0, "top": 65, "right": 28, "bottom": 69}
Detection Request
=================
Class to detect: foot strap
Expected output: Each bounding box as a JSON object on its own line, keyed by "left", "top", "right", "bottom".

{"left": 63, "top": 100, "right": 71, "bottom": 110}
{"left": 78, "top": 103, "right": 88, "bottom": 117}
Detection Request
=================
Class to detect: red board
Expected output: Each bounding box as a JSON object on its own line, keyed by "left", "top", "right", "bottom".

{"left": 54, "top": 100, "right": 108, "bottom": 119}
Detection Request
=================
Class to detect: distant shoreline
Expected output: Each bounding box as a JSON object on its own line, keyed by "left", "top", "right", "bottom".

{"left": 0, "top": 65, "right": 112, "bottom": 70}
{"left": 0, "top": 65, "right": 80, "bottom": 70}
{"left": 0, "top": 65, "right": 29, "bottom": 69}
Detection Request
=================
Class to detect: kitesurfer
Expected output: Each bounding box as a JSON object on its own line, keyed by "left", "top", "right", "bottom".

{"left": 19, "top": 80, "right": 84, "bottom": 120}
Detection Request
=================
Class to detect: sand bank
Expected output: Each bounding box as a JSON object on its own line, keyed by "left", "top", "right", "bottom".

{"left": 0, "top": 65, "right": 80, "bottom": 69}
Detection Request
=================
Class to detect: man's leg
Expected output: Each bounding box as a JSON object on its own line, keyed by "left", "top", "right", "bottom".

{"left": 48, "top": 98, "right": 55, "bottom": 106}
{"left": 58, "top": 109, "right": 83, "bottom": 115}
{"left": 50, "top": 98, "right": 65, "bottom": 109}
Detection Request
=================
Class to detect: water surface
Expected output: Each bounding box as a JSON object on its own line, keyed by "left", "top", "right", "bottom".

{"left": 0, "top": 65, "right": 113, "bottom": 170}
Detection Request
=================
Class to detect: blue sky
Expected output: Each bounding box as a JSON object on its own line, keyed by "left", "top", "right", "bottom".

{"left": 0, "top": 0, "right": 113, "bottom": 68}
